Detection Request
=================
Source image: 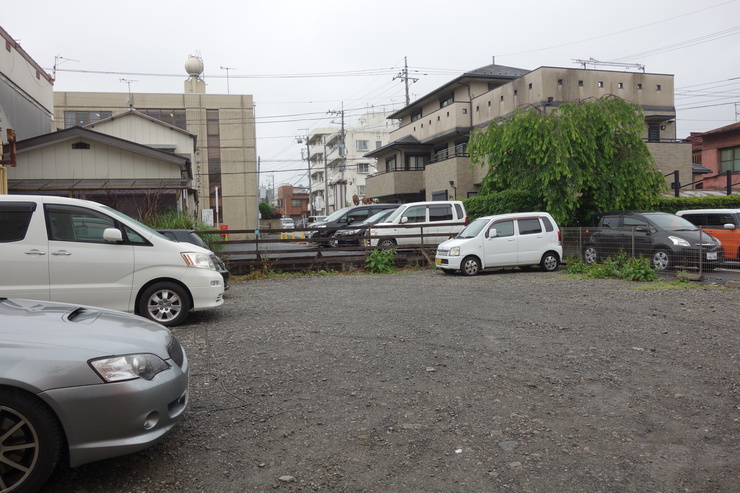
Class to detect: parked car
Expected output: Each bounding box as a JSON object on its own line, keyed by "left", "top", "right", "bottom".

{"left": 435, "top": 212, "right": 562, "bottom": 275}
{"left": 370, "top": 201, "right": 467, "bottom": 248}
{"left": 157, "top": 229, "right": 230, "bottom": 290}
{"left": 280, "top": 218, "right": 296, "bottom": 229}
{"left": 331, "top": 207, "right": 399, "bottom": 246}
{"left": 0, "top": 195, "right": 224, "bottom": 326}
{"left": 0, "top": 297, "right": 189, "bottom": 492}
{"left": 311, "top": 204, "right": 399, "bottom": 243}
{"left": 676, "top": 209, "right": 740, "bottom": 260}
{"left": 583, "top": 211, "right": 724, "bottom": 271}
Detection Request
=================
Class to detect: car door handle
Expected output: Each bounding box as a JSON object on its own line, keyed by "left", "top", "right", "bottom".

{"left": 51, "top": 250, "right": 72, "bottom": 256}
{"left": 24, "top": 249, "right": 47, "bottom": 256}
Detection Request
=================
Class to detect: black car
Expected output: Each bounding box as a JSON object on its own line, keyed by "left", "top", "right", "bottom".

{"left": 330, "top": 207, "right": 399, "bottom": 246}
{"left": 311, "top": 204, "right": 399, "bottom": 244}
{"left": 583, "top": 211, "right": 724, "bottom": 271}
{"left": 157, "top": 229, "right": 230, "bottom": 289}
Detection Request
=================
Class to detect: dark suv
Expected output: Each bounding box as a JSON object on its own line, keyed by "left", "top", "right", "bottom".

{"left": 583, "top": 211, "right": 724, "bottom": 271}
{"left": 311, "top": 204, "right": 399, "bottom": 244}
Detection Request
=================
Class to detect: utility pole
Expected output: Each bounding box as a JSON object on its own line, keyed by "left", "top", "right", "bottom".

{"left": 327, "top": 104, "right": 346, "bottom": 209}
{"left": 296, "top": 130, "right": 313, "bottom": 216}
{"left": 393, "top": 56, "right": 418, "bottom": 107}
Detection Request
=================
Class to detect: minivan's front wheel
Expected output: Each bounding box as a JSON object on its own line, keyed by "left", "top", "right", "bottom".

{"left": 0, "top": 389, "right": 63, "bottom": 493}
{"left": 540, "top": 252, "right": 560, "bottom": 272}
{"left": 378, "top": 238, "right": 396, "bottom": 249}
{"left": 139, "top": 282, "right": 190, "bottom": 327}
{"left": 461, "top": 256, "right": 481, "bottom": 276}
{"left": 652, "top": 249, "right": 671, "bottom": 271}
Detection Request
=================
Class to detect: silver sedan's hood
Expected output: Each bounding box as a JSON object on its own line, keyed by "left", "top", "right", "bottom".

{"left": 0, "top": 298, "right": 175, "bottom": 391}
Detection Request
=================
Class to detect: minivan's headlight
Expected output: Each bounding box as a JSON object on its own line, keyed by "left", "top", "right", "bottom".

{"left": 181, "top": 252, "right": 216, "bottom": 270}
{"left": 90, "top": 354, "right": 170, "bottom": 382}
{"left": 449, "top": 246, "right": 460, "bottom": 256}
{"left": 668, "top": 236, "right": 691, "bottom": 247}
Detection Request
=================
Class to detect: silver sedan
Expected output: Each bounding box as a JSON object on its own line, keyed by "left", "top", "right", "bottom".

{"left": 0, "top": 298, "right": 189, "bottom": 493}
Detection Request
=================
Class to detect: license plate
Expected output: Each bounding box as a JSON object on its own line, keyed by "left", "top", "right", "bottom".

{"left": 707, "top": 252, "right": 717, "bottom": 260}
{"left": 435, "top": 258, "right": 442, "bottom": 265}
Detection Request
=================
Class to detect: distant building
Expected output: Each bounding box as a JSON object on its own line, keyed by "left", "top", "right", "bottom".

{"left": 686, "top": 122, "right": 740, "bottom": 193}
{"left": 307, "top": 111, "right": 398, "bottom": 215}
{"left": 366, "top": 63, "right": 691, "bottom": 202}
{"left": 277, "top": 185, "right": 309, "bottom": 221}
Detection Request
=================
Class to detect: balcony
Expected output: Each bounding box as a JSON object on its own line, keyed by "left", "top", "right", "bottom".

{"left": 390, "top": 101, "right": 472, "bottom": 144}
{"left": 365, "top": 169, "right": 425, "bottom": 198}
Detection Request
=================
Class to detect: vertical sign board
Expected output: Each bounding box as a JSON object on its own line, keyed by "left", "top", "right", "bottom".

{"left": 201, "top": 208, "right": 214, "bottom": 226}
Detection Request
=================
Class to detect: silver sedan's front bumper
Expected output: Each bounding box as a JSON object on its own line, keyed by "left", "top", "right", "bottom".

{"left": 40, "top": 353, "right": 189, "bottom": 467}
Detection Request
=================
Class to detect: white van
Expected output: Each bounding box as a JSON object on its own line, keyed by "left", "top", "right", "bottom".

{"left": 435, "top": 212, "right": 562, "bottom": 275}
{"left": 0, "top": 195, "right": 224, "bottom": 326}
{"left": 370, "top": 200, "right": 467, "bottom": 248}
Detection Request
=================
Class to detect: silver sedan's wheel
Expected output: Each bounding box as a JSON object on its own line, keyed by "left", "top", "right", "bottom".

{"left": 652, "top": 249, "right": 671, "bottom": 271}
{"left": 584, "top": 245, "right": 598, "bottom": 264}
{"left": 139, "top": 282, "right": 190, "bottom": 327}
{"left": 0, "top": 389, "right": 62, "bottom": 493}
{"left": 461, "top": 256, "right": 481, "bottom": 276}
{"left": 540, "top": 252, "right": 560, "bottom": 272}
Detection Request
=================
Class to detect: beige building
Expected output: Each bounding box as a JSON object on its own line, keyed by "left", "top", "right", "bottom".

{"left": 366, "top": 63, "right": 691, "bottom": 202}
{"left": 53, "top": 67, "right": 258, "bottom": 233}
{"left": 307, "top": 111, "right": 398, "bottom": 215}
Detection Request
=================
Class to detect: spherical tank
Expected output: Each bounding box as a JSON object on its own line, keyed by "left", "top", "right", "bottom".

{"left": 184, "top": 56, "right": 204, "bottom": 77}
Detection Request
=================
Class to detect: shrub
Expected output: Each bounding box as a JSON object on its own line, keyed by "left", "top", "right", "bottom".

{"left": 365, "top": 248, "right": 396, "bottom": 274}
{"left": 565, "top": 251, "right": 657, "bottom": 282}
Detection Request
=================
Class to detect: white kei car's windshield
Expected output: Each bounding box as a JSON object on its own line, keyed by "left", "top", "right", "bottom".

{"left": 457, "top": 217, "right": 488, "bottom": 238}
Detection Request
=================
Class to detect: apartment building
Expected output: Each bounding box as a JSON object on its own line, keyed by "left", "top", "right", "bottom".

{"left": 307, "top": 111, "right": 398, "bottom": 215}
{"left": 366, "top": 62, "right": 691, "bottom": 202}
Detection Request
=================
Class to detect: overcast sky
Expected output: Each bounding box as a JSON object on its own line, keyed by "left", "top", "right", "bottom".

{"left": 4, "top": 0, "right": 740, "bottom": 187}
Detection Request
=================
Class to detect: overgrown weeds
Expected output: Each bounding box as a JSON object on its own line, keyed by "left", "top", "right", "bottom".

{"left": 565, "top": 251, "right": 658, "bottom": 282}
{"left": 365, "top": 248, "right": 397, "bottom": 274}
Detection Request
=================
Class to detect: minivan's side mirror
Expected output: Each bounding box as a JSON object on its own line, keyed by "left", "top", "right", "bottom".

{"left": 724, "top": 223, "right": 736, "bottom": 230}
{"left": 400, "top": 216, "right": 408, "bottom": 224}
{"left": 103, "top": 228, "right": 123, "bottom": 243}
{"left": 488, "top": 228, "right": 497, "bottom": 238}
{"left": 634, "top": 225, "right": 648, "bottom": 233}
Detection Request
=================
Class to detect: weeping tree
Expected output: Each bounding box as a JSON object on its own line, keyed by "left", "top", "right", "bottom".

{"left": 469, "top": 95, "right": 667, "bottom": 225}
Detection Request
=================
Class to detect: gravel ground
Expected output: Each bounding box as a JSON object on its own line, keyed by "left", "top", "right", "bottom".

{"left": 42, "top": 270, "right": 738, "bottom": 492}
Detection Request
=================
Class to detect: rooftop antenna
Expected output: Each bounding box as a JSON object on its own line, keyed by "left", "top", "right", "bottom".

{"left": 220, "top": 66, "right": 236, "bottom": 94}
{"left": 119, "top": 78, "right": 138, "bottom": 107}
{"left": 52, "top": 55, "right": 79, "bottom": 82}
{"left": 573, "top": 58, "right": 646, "bottom": 73}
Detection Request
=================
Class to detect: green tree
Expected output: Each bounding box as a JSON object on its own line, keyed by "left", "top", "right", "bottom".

{"left": 259, "top": 201, "right": 276, "bottom": 220}
{"left": 469, "top": 96, "right": 667, "bottom": 225}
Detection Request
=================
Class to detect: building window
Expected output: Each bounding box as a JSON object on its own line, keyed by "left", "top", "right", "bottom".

{"left": 206, "top": 109, "right": 222, "bottom": 222}
{"left": 656, "top": 84, "right": 661, "bottom": 91}
{"left": 356, "top": 140, "right": 369, "bottom": 151}
{"left": 637, "top": 83, "right": 643, "bottom": 90}
{"left": 528, "top": 83, "right": 533, "bottom": 90}
{"left": 407, "top": 154, "right": 428, "bottom": 170}
{"left": 141, "top": 109, "right": 187, "bottom": 130}
{"left": 720, "top": 147, "right": 740, "bottom": 173}
{"left": 578, "top": 80, "right": 584, "bottom": 87}
{"left": 357, "top": 185, "right": 366, "bottom": 196}
{"left": 433, "top": 144, "right": 449, "bottom": 162}
{"left": 439, "top": 93, "right": 453, "bottom": 108}
{"left": 557, "top": 79, "right": 563, "bottom": 86}
{"left": 291, "top": 199, "right": 302, "bottom": 207}
{"left": 598, "top": 81, "right": 604, "bottom": 88}
{"left": 514, "top": 89, "right": 518, "bottom": 96}
{"left": 499, "top": 96, "right": 503, "bottom": 102}
{"left": 410, "top": 109, "right": 422, "bottom": 122}
{"left": 64, "top": 111, "right": 113, "bottom": 128}
{"left": 385, "top": 156, "right": 397, "bottom": 171}
{"left": 648, "top": 123, "right": 660, "bottom": 142}
{"left": 618, "top": 82, "right": 624, "bottom": 89}
{"left": 375, "top": 141, "right": 382, "bottom": 149}
{"left": 357, "top": 163, "right": 370, "bottom": 174}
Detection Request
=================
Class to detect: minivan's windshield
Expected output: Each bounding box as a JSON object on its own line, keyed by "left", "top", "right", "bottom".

{"left": 322, "top": 207, "right": 351, "bottom": 223}
{"left": 457, "top": 217, "right": 488, "bottom": 238}
{"left": 383, "top": 206, "right": 406, "bottom": 224}
{"left": 644, "top": 213, "right": 698, "bottom": 231}
{"left": 103, "top": 205, "right": 164, "bottom": 238}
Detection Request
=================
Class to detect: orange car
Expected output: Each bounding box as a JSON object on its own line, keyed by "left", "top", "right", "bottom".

{"left": 676, "top": 209, "right": 740, "bottom": 259}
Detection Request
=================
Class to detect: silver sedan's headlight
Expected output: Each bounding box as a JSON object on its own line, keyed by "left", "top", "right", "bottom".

{"left": 90, "top": 354, "right": 171, "bottom": 382}
{"left": 668, "top": 236, "right": 691, "bottom": 247}
{"left": 181, "top": 252, "right": 216, "bottom": 270}
{"left": 449, "top": 246, "right": 460, "bottom": 256}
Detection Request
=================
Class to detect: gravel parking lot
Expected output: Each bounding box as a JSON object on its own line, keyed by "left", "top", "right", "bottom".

{"left": 42, "top": 270, "right": 738, "bottom": 492}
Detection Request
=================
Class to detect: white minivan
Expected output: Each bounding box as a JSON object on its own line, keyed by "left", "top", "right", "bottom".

{"left": 370, "top": 200, "right": 467, "bottom": 248}
{"left": 0, "top": 195, "right": 224, "bottom": 326}
{"left": 435, "top": 212, "right": 562, "bottom": 276}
